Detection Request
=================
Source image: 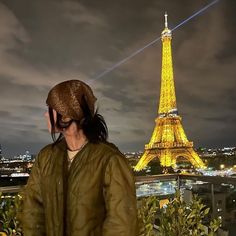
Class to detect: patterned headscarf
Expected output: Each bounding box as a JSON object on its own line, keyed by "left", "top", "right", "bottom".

{"left": 46, "top": 80, "right": 97, "bottom": 121}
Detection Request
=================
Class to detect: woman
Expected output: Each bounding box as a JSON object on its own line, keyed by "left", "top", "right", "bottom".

{"left": 21, "top": 80, "right": 138, "bottom": 236}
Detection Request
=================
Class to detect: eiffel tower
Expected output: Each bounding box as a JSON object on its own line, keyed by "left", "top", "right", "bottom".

{"left": 134, "top": 13, "right": 205, "bottom": 171}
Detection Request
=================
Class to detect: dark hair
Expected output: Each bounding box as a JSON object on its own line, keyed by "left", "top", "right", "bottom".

{"left": 48, "top": 96, "right": 108, "bottom": 144}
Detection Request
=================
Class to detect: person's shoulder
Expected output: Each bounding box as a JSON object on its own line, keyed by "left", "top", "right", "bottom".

{"left": 95, "top": 142, "right": 130, "bottom": 166}
{"left": 38, "top": 139, "right": 66, "bottom": 158}
{"left": 30, "top": 144, "right": 53, "bottom": 170}
{"left": 95, "top": 141, "right": 123, "bottom": 157}
{"left": 38, "top": 143, "right": 54, "bottom": 157}
{"left": 98, "top": 142, "right": 134, "bottom": 175}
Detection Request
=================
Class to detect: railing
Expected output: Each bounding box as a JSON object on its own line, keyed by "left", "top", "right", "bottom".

{"left": 1, "top": 173, "right": 236, "bottom": 193}
{"left": 1, "top": 174, "right": 236, "bottom": 231}
{"left": 136, "top": 173, "right": 236, "bottom": 185}
{"left": 0, "top": 185, "right": 23, "bottom": 194}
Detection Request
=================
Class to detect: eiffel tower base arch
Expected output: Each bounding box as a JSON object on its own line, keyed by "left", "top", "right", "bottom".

{"left": 135, "top": 147, "right": 205, "bottom": 171}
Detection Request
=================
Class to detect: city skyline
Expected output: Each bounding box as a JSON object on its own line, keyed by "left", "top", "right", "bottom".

{"left": 0, "top": 0, "right": 235, "bottom": 157}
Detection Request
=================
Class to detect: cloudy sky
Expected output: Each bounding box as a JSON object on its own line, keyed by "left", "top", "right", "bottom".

{"left": 0, "top": 0, "right": 235, "bottom": 157}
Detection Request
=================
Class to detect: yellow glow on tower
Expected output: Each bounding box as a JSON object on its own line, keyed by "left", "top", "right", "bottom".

{"left": 135, "top": 13, "right": 205, "bottom": 171}
{"left": 159, "top": 26, "right": 176, "bottom": 115}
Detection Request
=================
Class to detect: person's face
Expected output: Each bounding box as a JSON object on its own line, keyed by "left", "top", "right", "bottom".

{"left": 44, "top": 109, "right": 57, "bottom": 133}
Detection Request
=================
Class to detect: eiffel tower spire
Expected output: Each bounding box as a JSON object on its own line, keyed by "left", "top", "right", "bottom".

{"left": 164, "top": 12, "right": 168, "bottom": 28}
{"left": 159, "top": 12, "right": 177, "bottom": 116}
{"left": 134, "top": 13, "right": 205, "bottom": 171}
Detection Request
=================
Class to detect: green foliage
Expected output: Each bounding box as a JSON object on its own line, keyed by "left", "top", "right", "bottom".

{"left": 0, "top": 190, "right": 221, "bottom": 236}
{"left": 138, "top": 195, "right": 159, "bottom": 236}
{"left": 157, "top": 191, "right": 221, "bottom": 236}
{"left": 138, "top": 191, "right": 221, "bottom": 236}
{"left": 0, "top": 193, "right": 22, "bottom": 236}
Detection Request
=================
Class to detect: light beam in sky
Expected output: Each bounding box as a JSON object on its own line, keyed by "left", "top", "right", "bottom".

{"left": 90, "top": 0, "right": 221, "bottom": 83}
{"left": 171, "top": 0, "right": 220, "bottom": 32}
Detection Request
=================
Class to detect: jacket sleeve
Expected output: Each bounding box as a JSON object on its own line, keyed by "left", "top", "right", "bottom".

{"left": 21, "top": 154, "right": 46, "bottom": 236}
{"left": 102, "top": 154, "right": 138, "bottom": 236}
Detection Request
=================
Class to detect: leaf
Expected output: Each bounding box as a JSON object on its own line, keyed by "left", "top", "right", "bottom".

{"left": 204, "top": 208, "right": 210, "bottom": 215}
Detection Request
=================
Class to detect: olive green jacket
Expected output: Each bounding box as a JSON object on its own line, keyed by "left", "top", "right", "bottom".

{"left": 21, "top": 140, "right": 138, "bottom": 236}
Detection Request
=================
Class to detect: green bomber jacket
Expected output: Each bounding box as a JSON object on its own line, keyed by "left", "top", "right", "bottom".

{"left": 21, "top": 139, "right": 138, "bottom": 236}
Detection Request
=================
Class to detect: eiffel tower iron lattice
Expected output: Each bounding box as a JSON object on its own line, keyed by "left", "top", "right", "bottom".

{"left": 134, "top": 13, "right": 205, "bottom": 171}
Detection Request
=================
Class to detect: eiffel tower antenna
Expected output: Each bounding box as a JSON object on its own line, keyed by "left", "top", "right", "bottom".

{"left": 134, "top": 13, "right": 205, "bottom": 171}
{"left": 165, "top": 12, "right": 168, "bottom": 28}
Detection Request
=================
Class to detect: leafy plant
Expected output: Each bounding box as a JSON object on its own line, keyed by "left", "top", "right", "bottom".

{"left": 0, "top": 192, "right": 22, "bottom": 236}
{"left": 138, "top": 190, "right": 221, "bottom": 236}
{"left": 138, "top": 195, "right": 159, "bottom": 236}
{"left": 0, "top": 190, "right": 221, "bottom": 236}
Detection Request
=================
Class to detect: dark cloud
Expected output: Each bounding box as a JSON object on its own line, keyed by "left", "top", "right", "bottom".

{"left": 131, "top": 129, "right": 146, "bottom": 136}
{"left": 20, "top": 105, "right": 46, "bottom": 116}
{"left": 203, "top": 116, "right": 236, "bottom": 124}
{"left": 109, "top": 130, "right": 121, "bottom": 136}
{"left": 0, "top": 111, "right": 11, "bottom": 118}
{"left": 0, "top": 0, "right": 235, "bottom": 157}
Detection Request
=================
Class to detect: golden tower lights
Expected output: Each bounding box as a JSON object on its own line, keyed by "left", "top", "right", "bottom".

{"left": 135, "top": 13, "right": 205, "bottom": 171}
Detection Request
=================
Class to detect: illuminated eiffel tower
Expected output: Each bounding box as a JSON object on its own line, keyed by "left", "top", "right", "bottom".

{"left": 135, "top": 13, "right": 205, "bottom": 171}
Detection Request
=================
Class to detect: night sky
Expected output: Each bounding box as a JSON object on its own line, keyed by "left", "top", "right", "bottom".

{"left": 0, "top": 0, "right": 235, "bottom": 157}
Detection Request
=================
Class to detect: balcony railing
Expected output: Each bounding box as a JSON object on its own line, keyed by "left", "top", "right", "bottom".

{"left": 1, "top": 174, "right": 236, "bottom": 235}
